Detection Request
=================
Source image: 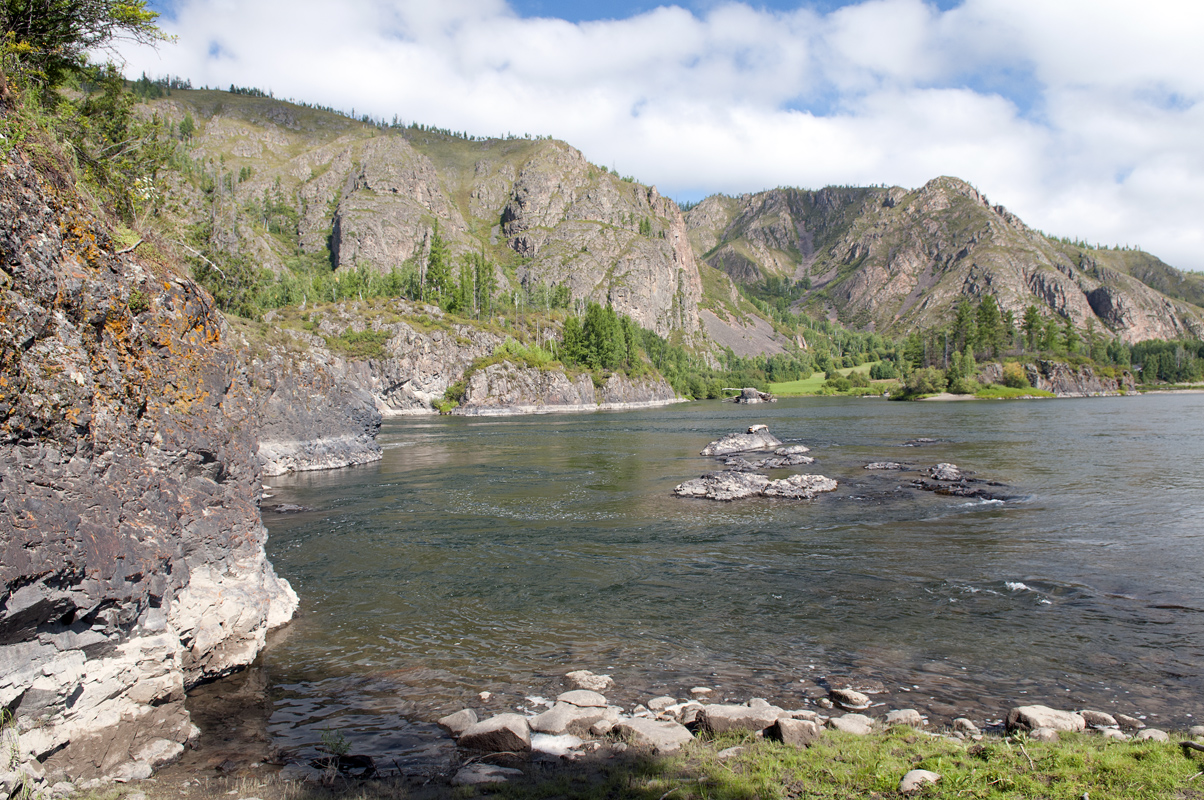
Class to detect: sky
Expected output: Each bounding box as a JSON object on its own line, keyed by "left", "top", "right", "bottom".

{"left": 121, "top": 0, "right": 1204, "bottom": 271}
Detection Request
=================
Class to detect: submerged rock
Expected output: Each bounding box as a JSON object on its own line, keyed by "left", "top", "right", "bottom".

{"left": 700, "top": 426, "right": 783, "bottom": 456}
{"left": 763, "top": 474, "right": 838, "bottom": 499}
{"left": 865, "top": 462, "right": 906, "bottom": 470}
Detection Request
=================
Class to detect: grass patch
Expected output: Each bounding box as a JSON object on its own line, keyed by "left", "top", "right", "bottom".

{"left": 976, "top": 385, "right": 1058, "bottom": 399}
{"left": 323, "top": 330, "right": 391, "bottom": 360}
{"left": 770, "top": 362, "right": 877, "bottom": 396}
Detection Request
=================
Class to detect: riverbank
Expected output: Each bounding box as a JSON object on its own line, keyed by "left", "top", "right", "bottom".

{"left": 76, "top": 712, "right": 1204, "bottom": 800}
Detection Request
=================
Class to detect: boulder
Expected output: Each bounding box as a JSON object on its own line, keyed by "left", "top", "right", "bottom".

{"left": 530, "top": 733, "right": 583, "bottom": 756}
{"left": 647, "top": 696, "right": 676, "bottom": 712}
{"left": 675, "top": 471, "right": 770, "bottom": 501}
{"left": 764, "top": 718, "right": 822, "bottom": 748}
{"left": 953, "top": 718, "right": 981, "bottom": 736}
{"left": 865, "top": 462, "right": 905, "bottom": 470}
{"left": 458, "top": 714, "right": 532, "bottom": 752}
{"left": 885, "top": 709, "right": 924, "bottom": 727}
{"left": 697, "top": 704, "right": 786, "bottom": 734}
{"left": 1006, "top": 706, "right": 1086, "bottom": 733}
{"left": 1029, "top": 728, "right": 1060, "bottom": 742}
{"left": 564, "top": 670, "right": 614, "bottom": 692}
{"left": 614, "top": 718, "right": 694, "bottom": 753}
{"left": 700, "top": 428, "right": 783, "bottom": 456}
{"left": 529, "top": 703, "right": 617, "bottom": 735}
{"left": 1134, "top": 729, "right": 1169, "bottom": 742}
{"left": 1101, "top": 728, "right": 1129, "bottom": 741}
{"left": 437, "top": 708, "right": 478, "bottom": 738}
{"left": 762, "top": 474, "right": 838, "bottom": 499}
{"left": 1190, "top": 725, "right": 1204, "bottom": 737}
{"left": 775, "top": 445, "right": 811, "bottom": 455}
{"left": 690, "top": 687, "right": 713, "bottom": 697}
{"left": 557, "top": 689, "right": 609, "bottom": 708}
{"left": 899, "top": 769, "right": 941, "bottom": 793}
{"left": 828, "top": 714, "right": 874, "bottom": 735}
{"left": 929, "top": 463, "right": 964, "bottom": 481}
{"left": 1080, "top": 710, "right": 1118, "bottom": 728}
{"left": 451, "top": 765, "right": 523, "bottom": 786}
{"left": 1115, "top": 714, "right": 1145, "bottom": 730}
{"left": 790, "top": 709, "right": 820, "bottom": 722}
{"left": 830, "top": 689, "right": 871, "bottom": 711}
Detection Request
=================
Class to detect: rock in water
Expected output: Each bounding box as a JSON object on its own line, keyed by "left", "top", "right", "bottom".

{"left": 1006, "top": 706, "right": 1086, "bottom": 733}
{"left": 763, "top": 474, "right": 838, "bottom": 499}
{"left": 437, "top": 709, "right": 478, "bottom": 737}
{"left": 829, "top": 689, "right": 871, "bottom": 711}
{"left": 675, "top": 471, "right": 770, "bottom": 500}
{"left": 865, "top": 462, "right": 906, "bottom": 470}
{"left": 459, "top": 714, "right": 532, "bottom": 752}
{"left": 675, "top": 471, "right": 837, "bottom": 501}
{"left": 557, "top": 689, "right": 608, "bottom": 708}
{"left": 564, "top": 670, "right": 613, "bottom": 692}
{"left": 700, "top": 427, "right": 784, "bottom": 456}
{"left": 929, "top": 463, "right": 964, "bottom": 481}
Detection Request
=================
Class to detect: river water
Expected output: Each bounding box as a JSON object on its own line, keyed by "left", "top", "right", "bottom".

{"left": 227, "top": 394, "right": 1204, "bottom": 770}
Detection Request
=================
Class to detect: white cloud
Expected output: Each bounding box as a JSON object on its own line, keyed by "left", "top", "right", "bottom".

{"left": 118, "top": 0, "right": 1204, "bottom": 270}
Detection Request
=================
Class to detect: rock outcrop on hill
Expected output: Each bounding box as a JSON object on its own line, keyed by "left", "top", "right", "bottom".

{"left": 977, "top": 361, "right": 1136, "bottom": 397}
{"left": 687, "top": 180, "right": 1204, "bottom": 343}
{"left": 0, "top": 149, "right": 296, "bottom": 784}
{"left": 452, "top": 362, "right": 678, "bottom": 416}
{"left": 149, "top": 92, "right": 703, "bottom": 339}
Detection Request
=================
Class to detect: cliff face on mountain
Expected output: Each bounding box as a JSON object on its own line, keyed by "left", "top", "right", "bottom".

{"left": 0, "top": 149, "right": 296, "bottom": 784}
{"left": 149, "top": 91, "right": 702, "bottom": 338}
{"left": 687, "top": 179, "right": 1204, "bottom": 344}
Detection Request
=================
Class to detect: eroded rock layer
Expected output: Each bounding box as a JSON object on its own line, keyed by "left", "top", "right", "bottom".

{"left": 0, "top": 149, "right": 296, "bottom": 783}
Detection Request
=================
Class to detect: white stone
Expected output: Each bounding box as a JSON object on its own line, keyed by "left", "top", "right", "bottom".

{"left": 828, "top": 714, "right": 874, "bottom": 736}
{"left": 899, "top": 769, "right": 941, "bottom": 793}
{"left": 614, "top": 719, "right": 694, "bottom": 753}
{"left": 557, "top": 690, "right": 608, "bottom": 708}
{"left": 1134, "top": 729, "right": 1169, "bottom": 742}
{"left": 451, "top": 765, "right": 523, "bottom": 786}
{"left": 564, "top": 670, "right": 614, "bottom": 693}
{"left": 1006, "top": 705, "right": 1085, "bottom": 733}
{"left": 885, "top": 709, "right": 924, "bottom": 727}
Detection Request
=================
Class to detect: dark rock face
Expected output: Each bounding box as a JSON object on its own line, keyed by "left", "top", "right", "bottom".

{"left": 0, "top": 151, "right": 296, "bottom": 783}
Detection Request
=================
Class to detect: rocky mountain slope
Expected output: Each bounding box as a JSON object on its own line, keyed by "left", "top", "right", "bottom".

{"left": 0, "top": 143, "right": 296, "bottom": 784}
{"left": 686, "top": 179, "right": 1204, "bottom": 343}
{"left": 147, "top": 91, "right": 702, "bottom": 338}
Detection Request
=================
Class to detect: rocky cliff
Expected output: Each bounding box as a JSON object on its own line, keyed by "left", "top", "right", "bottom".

{"left": 452, "top": 362, "right": 679, "bottom": 416}
{"left": 147, "top": 91, "right": 703, "bottom": 339}
{"left": 687, "top": 180, "right": 1204, "bottom": 344}
{"left": 977, "top": 361, "right": 1136, "bottom": 397}
{"left": 0, "top": 146, "right": 296, "bottom": 785}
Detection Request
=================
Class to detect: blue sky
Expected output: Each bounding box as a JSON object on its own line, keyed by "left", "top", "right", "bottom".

{"left": 123, "top": 0, "right": 1204, "bottom": 270}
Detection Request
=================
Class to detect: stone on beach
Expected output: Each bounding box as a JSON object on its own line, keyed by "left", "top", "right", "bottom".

{"left": 557, "top": 689, "right": 608, "bottom": 707}
{"left": 1080, "top": 710, "right": 1118, "bottom": 728}
{"left": 1006, "top": 705, "right": 1086, "bottom": 733}
{"left": 647, "top": 696, "right": 677, "bottom": 712}
{"left": 451, "top": 764, "right": 523, "bottom": 786}
{"left": 697, "top": 703, "right": 787, "bottom": 734}
{"left": 1190, "top": 725, "right": 1204, "bottom": 737}
{"left": 1029, "top": 728, "right": 1061, "bottom": 742}
{"left": 1115, "top": 714, "right": 1145, "bottom": 730}
{"left": 953, "top": 718, "right": 981, "bottom": 736}
{"left": 828, "top": 714, "right": 874, "bottom": 735}
{"left": 458, "top": 714, "right": 532, "bottom": 752}
{"left": 437, "top": 709, "right": 478, "bottom": 738}
{"left": 830, "top": 688, "right": 871, "bottom": 711}
{"left": 530, "top": 733, "right": 583, "bottom": 756}
{"left": 700, "top": 427, "right": 783, "bottom": 456}
{"left": 565, "top": 670, "right": 614, "bottom": 692}
{"left": 1134, "top": 729, "right": 1169, "bottom": 742}
{"left": 529, "top": 703, "right": 617, "bottom": 735}
{"left": 764, "top": 718, "right": 822, "bottom": 748}
{"left": 885, "top": 709, "right": 924, "bottom": 727}
{"left": 614, "top": 718, "right": 694, "bottom": 753}
{"left": 899, "top": 769, "right": 941, "bottom": 793}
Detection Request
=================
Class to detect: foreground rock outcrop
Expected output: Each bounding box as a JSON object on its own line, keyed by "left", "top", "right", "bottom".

{"left": 0, "top": 146, "right": 296, "bottom": 785}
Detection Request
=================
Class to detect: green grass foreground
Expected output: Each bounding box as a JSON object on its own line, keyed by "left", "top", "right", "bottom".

{"left": 83, "top": 728, "right": 1204, "bottom": 800}
{"left": 974, "top": 386, "right": 1058, "bottom": 399}
{"left": 770, "top": 363, "right": 877, "bottom": 396}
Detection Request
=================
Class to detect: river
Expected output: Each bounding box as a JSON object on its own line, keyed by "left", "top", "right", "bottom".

{"left": 202, "top": 393, "right": 1204, "bottom": 772}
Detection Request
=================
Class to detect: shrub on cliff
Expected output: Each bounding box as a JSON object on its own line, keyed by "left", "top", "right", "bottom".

{"left": 1002, "top": 361, "right": 1031, "bottom": 389}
